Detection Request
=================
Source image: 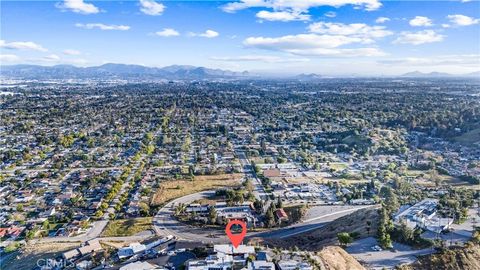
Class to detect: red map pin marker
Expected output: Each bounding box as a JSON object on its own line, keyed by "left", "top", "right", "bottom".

{"left": 225, "top": 220, "right": 247, "bottom": 248}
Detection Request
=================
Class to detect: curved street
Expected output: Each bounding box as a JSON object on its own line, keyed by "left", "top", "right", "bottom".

{"left": 153, "top": 190, "right": 378, "bottom": 243}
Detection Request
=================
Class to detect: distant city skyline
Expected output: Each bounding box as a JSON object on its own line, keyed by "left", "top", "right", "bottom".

{"left": 1, "top": 0, "right": 479, "bottom": 75}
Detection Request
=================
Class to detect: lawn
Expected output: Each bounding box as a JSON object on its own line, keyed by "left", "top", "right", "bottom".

{"left": 101, "top": 217, "right": 153, "bottom": 237}
{"left": 151, "top": 173, "right": 242, "bottom": 206}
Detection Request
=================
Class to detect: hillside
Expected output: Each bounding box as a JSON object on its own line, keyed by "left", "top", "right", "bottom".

{"left": 398, "top": 243, "right": 480, "bottom": 270}
{"left": 317, "top": 246, "right": 366, "bottom": 270}
{"left": 265, "top": 207, "right": 380, "bottom": 251}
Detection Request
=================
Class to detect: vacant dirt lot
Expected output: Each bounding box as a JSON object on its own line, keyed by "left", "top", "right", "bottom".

{"left": 3, "top": 242, "right": 80, "bottom": 270}
{"left": 151, "top": 173, "right": 242, "bottom": 206}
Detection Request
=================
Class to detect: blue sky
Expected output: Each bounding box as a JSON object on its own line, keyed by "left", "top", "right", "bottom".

{"left": 1, "top": 0, "right": 479, "bottom": 75}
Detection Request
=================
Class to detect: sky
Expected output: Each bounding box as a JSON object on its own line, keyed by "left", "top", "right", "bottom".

{"left": 1, "top": 0, "right": 479, "bottom": 75}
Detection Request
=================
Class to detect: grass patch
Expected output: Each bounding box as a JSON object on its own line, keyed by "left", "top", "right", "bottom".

{"left": 101, "top": 217, "right": 152, "bottom": 237}
{"left": 151, "top": 173, "right": 242, "bottom": 206}
{"left": 329, "top": 163, "right": 348, "bottom": 171}
{"left": 454, "top": 128, "right": 480, "bottom": 144}
{"left": 3, "top": 241, "right": 22, "bottom": 253}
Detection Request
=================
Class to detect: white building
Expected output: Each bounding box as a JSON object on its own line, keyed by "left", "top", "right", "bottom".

{"left": 118, "top": 242, "right": 146, "bottom": 259}
{"left": 187, "top": 245, "right": 256, "bottom": 270}
{"left": 119, "top": 261, "right": 163, "bottom": 270}
{"left": 248, "top": 260, "right": 275, "bottom": 270}
{"left": 277, "top": 260, "right": 313, "bottom": 270}
{"left": 395, "top": 199, "right": 453, "bottom": 233}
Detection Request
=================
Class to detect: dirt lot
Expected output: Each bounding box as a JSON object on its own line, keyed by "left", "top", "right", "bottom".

{"left": 151, "top": 173, "right": 242, "bottom": 206}
{"left": 2, "top": 242, "right": 80, "bottom": 270}
{"left": 408, "top": 169, "right": 478, "bottom": 190}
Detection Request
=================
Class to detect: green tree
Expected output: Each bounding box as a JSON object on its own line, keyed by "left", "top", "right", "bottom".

{"left": 139, "top": 202, "right": 150, "bottom": 216}
{"left": 276, "top": 196, "right": 283, "bottom": 209}
{"left": 208, "top": 207, "right": 217, "bottom": 224}
{"left": 265, "top": 207, "right": 275, "bottom": 227}
{"left": 337, "top": 232, "right": 353, "bottom": 247}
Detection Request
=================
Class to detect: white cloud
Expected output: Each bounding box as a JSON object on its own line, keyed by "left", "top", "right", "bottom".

{"left": 155, "top": 28, "right": 180, "bottom": 37}
{"left": 394, "top": 30, "right": 444, "bottom": 45}
{"left": 63, "top": 49, "right": 81, "bottom": 55}
{"left": 256, "top": 10, "right": 310, "bottom": 21}
{"left": 0, "top": 54, "right": 20, "bottom": 62}
{"left": 379, "top": 54, "right": 480, "bottom": 67}
{"left": 288, "top": 47, "right": 386, "bottom": 57}
{"left": 243, "top": 33, "right": 386, "bottom": 57}
{"left": 189, "top": 30, "right": 219, "bottom": 38}
{"left": 56, "top": 0, "right": 100, "bottom": 14}
{"left": 42, "top": 54, "right": 61, "bottom": 62}
{"left": 245, "top": 34, "right": 361, "bottom": 49}
{"left": 0, "top": 40, "right": 48, "bottom": 52}
{"left": 243, "top": 21, "right": 392, "bottom": 58}
{"left": 375, "top": 17, "right": 390, "bottom": 23}
{"left": 308, "top": 22, "right": 393, "bottom": 41}
{"left": 27, "top": 55, "right": 88, "bottom": 65}
{"left": 222, "top": 0, "right": 381, "bottom": 23}
{"left": 211, "top": 55, "right": 310, "bottom": 63}
{"left": 324, "top": 11, "right": 336, "bottom": 18}
{"left": 409, "top": 16, "right": 433, "bottom": 27}
{"left": 75, "top": 23, "right": 130, "bottom": 31}
{"left": 139, "top": 0, "right": 165, "bottom": 16}
{"left": 222, "top": 0, "right": 382, "bottom": 13}
{"left": 447, "top": 14, "right": 479, "bottom": 26}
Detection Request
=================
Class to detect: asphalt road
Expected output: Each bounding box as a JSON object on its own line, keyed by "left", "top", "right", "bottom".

{"left": 153, "top": 191, "right": 228, "bottom": 243}
{"left": 153, "top": 190, "right": 377, "bottom": 243}
{"left": 347, "top": 237, "right": 433, "bottom": 270}
{"left": 236, "top": 150, "right": 269, "bottom": 200}
{"left": 253, "top": 205, "right": 376, "bottom": 239}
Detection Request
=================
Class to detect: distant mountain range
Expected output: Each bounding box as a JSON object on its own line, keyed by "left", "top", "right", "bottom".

{"left": 0, "top": 64, "right": 479, "bottom": 80}
{"left": 0, "top": 64, "right": 251, "bottom": 80}
{"left": 400, "top": 71, "right": 480, "bottom": 78}
{"left": 293, "top": 73, "right": 323, "bottom": 81}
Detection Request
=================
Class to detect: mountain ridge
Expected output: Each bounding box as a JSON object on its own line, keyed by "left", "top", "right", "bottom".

{"left": 401, "top": 70, "right": 480, "bottom": 78}
{"left": 0, "top": 63, "right": 251, "bottom": 80}
{"left": 1, "top": 64, "right": 479, "bottom": 80}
